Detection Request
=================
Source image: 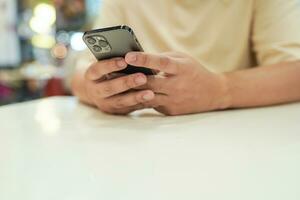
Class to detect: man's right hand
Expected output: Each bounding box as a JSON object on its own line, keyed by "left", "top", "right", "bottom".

{"left": 83, "top": 57, "right": 155, "bottom": 115}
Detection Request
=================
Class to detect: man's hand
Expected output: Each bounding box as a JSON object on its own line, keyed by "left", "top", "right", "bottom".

{"left": 82, "top": 57, "right": 155, "bottom": 115}
{"left": 125, "top": 52, "right": 230, "bottom": 115}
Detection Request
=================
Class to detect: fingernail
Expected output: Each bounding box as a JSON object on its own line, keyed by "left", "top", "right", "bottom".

{"left": 117, "top": 59, "right": 126, "bottom": 68}
{"left": 135, "top": 75, "right": 146, "bottom": 85}
{"left": 127, "top": 53, "right": 137, "bottom": 62}
{"left": 143, "top": 92, "right": 154, "bottom": 101}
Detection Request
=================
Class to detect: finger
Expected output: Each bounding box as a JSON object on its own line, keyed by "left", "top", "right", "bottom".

{"left": 106, "top": 90, "right": 155, "bottom": 109}
{"left": 85, "top": 58, "right": 127, "bottom": 81}
{"left": 125, "top": 52, "right": 179, "bottom": 75}
{"left": 96, "top": 73, "right": 148, "bottom": 98}
{"left": 141, "top": 94, "right": 169, "bottom": 108}
{"left": 109, "top": 104, "right": 145, "bottom": 115}
{"left": 105, "top": 72, "right": 125, "bottom": 80}
{"left": 135, "top": 76, "right": 167, "bottom": 94}
{"left": 162, "top": 52, "right": 186, "bottom": 58}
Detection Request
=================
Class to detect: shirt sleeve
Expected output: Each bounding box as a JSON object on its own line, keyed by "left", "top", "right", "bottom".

{"left": 252, "top": 0, "right": 300, "bottom": 65}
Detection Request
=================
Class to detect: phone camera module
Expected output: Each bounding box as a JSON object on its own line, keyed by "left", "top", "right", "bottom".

{"left": 99, "top": 40, "right": 109, "bottom": 48}
{"left": 93, "top": 45, "right": 102, "bottom": 52}
{"left": 87, "top": 38, "right": 96, "bottom": 45}
{"left": 90, "top": 34, "right": 112, "bottom": 53}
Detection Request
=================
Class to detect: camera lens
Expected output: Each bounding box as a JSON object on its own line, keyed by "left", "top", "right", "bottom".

{"left": 93, "top": 45, "right": 102, "bottom": 52}
{"left": 87, "top": 38, "right": 96, "bottom": 44}
{"left": 99, "top": 40, "right": 109, "bottom": 47}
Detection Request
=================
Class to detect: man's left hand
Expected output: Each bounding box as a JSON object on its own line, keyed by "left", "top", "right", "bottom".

{"left": 125, "top": 52, "right": 231, "bottom": 116}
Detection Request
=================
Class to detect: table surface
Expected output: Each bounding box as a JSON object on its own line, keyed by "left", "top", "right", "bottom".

{"left": 1, "top": 97, "right": 300, "bottom": 200}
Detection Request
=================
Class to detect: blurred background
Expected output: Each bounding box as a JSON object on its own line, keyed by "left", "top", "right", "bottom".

{"left": 0, "top": 0, "right": 101, "bottom": 106}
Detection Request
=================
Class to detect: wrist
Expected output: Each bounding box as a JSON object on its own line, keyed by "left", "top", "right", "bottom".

{"left": 215, "top": 73, "right": 232, "bottom": 110}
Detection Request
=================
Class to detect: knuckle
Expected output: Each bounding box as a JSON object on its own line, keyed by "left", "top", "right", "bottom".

{"left": 140, "top": 53, "right": 149, "bottom": 66}
{"left": 109, "top": 59, "right": 119, "bottom": 69}
{"left": 124, "top": 75, "right": 136, "bottom": 88}
{"left": 133, "top": 93, "right": 145, "bottom": 105}
{"left": 135, "top": 94, "right": 144, "bottom": 103}
{"left": 101, "top": 84, "right": 113, "bottom": 96}
{"left": 160, "top": 56, "right": 171, "bottom": 69}
{"left": 114, "top": 97, "right": 126, "bottom": 109}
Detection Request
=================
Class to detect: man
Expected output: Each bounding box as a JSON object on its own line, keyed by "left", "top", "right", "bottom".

{"left": 72, "top": 0, "right": 300, "bottom": 115}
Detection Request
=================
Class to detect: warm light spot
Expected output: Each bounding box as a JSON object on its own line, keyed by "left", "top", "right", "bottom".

{"left": 31, "top": 35, "right": 55, "bottom": 49}
{"left": 29, "top": 3, "right": 56, "bottom": 34}
{"left": 33, "top": 3, "right": 56, "bottom": 25}
{"left": 51, "top": 43, "right": 68, "bottom": 59}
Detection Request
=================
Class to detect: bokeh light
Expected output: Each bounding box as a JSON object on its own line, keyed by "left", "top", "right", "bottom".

{"left": 56, "top": 31, "right": 70, "bottom": 44}
{"left": 70, "top": 32, "right": 86, "bottom": 51}
{"left": 33, "top": 3, "right": 56, "bottom": 26}
{"left": 51, "top": 43, "right": 68, "bottom": 59}
{"left": 29, "top": 3, "right": 56, "bottom": 34}
{"left": 31, "top": 35, "right": 56, "bottom": 49}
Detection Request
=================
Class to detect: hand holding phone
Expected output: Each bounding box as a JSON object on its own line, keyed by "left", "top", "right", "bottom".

{"left": 82, "top": 56, "right": 155, "bottom": 115}
{"left": 80, "top": 25, "right": 155, "bottom": 115}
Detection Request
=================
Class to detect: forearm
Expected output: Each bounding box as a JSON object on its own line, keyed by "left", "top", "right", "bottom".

{"left": 71, "top": 71, "right": 94, "bottom": 106}
{"left": 224, "top": 60, "right": 300, "bottom": 108}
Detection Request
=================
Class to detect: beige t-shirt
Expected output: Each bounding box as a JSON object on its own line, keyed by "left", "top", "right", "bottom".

{"left": 83, "top": 0, "right": 300, "bottom": 73}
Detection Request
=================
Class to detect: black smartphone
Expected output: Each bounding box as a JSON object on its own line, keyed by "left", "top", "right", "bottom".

{"left": 83, "top": 25, "right": 155, "bottom": 75}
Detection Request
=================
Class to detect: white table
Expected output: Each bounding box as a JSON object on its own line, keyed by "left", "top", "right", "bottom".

{"left": 1, "top": 97, "right": 300, "bottom": 200}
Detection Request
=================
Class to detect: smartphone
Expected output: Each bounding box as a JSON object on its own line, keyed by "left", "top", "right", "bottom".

{"left": 83, "top": 25, "right": 155, "bottom": 75}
